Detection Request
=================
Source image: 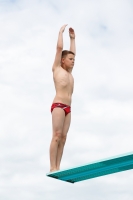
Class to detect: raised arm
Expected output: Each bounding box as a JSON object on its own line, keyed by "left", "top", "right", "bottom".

{"left": 52, "top": 24, "right": 67, "bottom": 71}
{"left": 69, "top": 28, "right": 76, "bottom": 55}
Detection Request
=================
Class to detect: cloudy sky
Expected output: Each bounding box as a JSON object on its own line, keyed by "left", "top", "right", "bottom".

{"left": 0, "top": 0, "right": 133, "bottom": 199}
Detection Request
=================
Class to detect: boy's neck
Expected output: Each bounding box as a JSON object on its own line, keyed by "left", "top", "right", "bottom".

{"left": 61, "top": 66, "right": 72, "bottom": 73}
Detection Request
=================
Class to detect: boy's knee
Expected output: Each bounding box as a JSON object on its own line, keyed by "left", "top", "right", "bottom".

{"left": 61, "top": 135, "right": 67, "bottom": 144}
{"left": 53, "top": 130, "right": 62, "bottom": 142}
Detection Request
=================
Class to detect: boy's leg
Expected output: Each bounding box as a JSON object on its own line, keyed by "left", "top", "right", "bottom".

{"left": 56, "top": 113, "right": 71, "bottom": 170}
{"left": 50, "top": 108, "right": 65, "bottom": 172}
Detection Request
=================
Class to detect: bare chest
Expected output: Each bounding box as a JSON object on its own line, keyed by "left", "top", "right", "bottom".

{"left": 53, "top": 69, "right": 74, "bottom": 89}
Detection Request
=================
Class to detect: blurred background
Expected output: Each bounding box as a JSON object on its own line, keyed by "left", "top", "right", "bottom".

{"left": 0, "top": 0, "right": 133, "bottom": 199}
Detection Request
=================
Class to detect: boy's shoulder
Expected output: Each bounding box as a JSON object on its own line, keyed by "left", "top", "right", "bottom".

{"left": 52, "top": 65, "right": 62, "bottom": 72}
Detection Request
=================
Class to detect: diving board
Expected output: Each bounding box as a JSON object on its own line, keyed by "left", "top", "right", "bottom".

{"left": 46, "top": 152, "right": 133, "bottom": 183}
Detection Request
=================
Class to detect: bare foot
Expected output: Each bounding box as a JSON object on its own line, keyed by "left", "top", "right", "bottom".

{"left": 50, "top": 168, "right": 57, "bottom": 172}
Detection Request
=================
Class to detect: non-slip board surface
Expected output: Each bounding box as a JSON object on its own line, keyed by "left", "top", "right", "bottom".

{"left": 46, "top": 152, "right": 133, "bottom": 183}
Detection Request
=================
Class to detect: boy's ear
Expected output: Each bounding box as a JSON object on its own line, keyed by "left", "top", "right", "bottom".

{"left": 61, "top": 57, "right": 65, "bottom": 63}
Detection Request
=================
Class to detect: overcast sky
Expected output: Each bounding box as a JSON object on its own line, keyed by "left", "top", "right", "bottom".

{"left": 0, "top": 0, "right": 133, "bottom": 199}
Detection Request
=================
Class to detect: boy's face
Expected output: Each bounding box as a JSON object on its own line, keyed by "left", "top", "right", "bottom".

{"left": 61, "top": 54, "right": 75, "bottom": 70}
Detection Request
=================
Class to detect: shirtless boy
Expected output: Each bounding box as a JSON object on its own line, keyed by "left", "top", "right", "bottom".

{"left": 50, "top": 24, "right": 76, "bottom": 172}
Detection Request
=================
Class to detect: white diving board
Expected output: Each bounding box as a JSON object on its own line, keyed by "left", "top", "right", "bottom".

{"left": 46, "top": 152, "right": 133, "bottom": 183}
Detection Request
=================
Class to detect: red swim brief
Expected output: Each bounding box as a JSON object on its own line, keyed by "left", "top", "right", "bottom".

{"left": 51, "top": 102, "right": 71, "bottom": 116}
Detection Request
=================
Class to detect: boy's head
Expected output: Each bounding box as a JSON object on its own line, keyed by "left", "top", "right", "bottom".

{"left": 61, "top": 50, "right": 75, "bottom": 72}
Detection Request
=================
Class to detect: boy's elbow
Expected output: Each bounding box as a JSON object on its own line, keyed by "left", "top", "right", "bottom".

{"left": 56, "top": 46, "right": 63, "bottom": 51}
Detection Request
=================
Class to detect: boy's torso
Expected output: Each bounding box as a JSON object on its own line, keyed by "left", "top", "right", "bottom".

{"left": 52, "top": 66, "right": 74, "bottom": 105}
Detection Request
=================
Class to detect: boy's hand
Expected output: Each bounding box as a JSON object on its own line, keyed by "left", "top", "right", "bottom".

{"left": 60, "top": 24, "right": 68, "bottom": 33}
{"left": 69, "top": 28, "right": 75, "bottom": 39}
